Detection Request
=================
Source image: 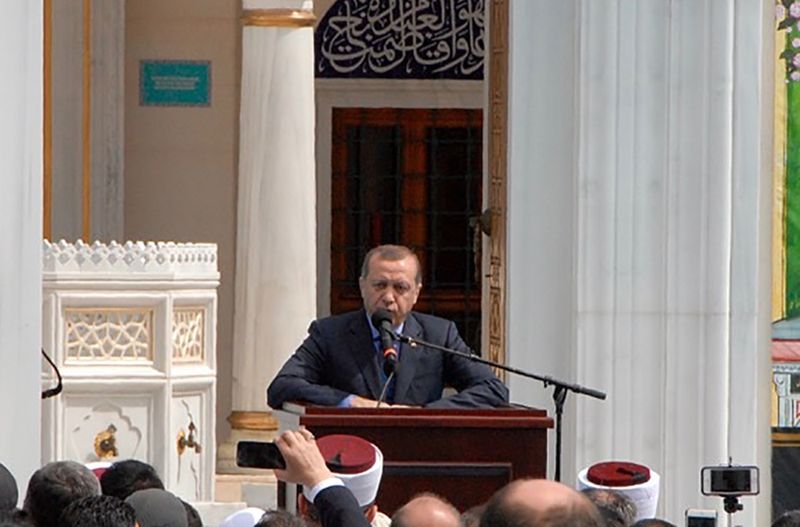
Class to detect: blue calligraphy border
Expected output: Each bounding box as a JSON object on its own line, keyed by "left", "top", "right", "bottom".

{"left": 315, "top": 0, "right": 484, "bottom": 80}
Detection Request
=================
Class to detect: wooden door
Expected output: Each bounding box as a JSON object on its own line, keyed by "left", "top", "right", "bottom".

{"left": 331, "top": 108, "right": 483, "bottom": 350}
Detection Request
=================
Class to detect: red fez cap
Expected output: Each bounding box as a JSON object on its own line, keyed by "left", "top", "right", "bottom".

{"left": 316, "top": 434, "right": 376, "bottom": 474}
{"left": 587, "top": 461, "right": 650, "bottom": 487}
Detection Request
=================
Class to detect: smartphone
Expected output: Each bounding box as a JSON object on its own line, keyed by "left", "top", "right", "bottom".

{"left": 236, "top": 440, "right": 286, "bottom": 469}
{"left": 686, "top": 509, "right": 717, "bottom": 527}
{"left": 700, "top": 465, "right": 759, "bottom": 496}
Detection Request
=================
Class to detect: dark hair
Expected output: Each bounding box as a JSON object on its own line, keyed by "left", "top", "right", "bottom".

{"left": 631, "top": 520, "right": 677, "bottom": 527}
{"left": 581, "top": 489, "right": 636, "bottom": 527}
{"left": 0, "top": 509, "right": 31, "bottom": 527}
{"left": 479, "top": 481, "right": 603, "bottom": 527}
{"left": 125, "top": 489, "right": 188, "bottom": 527}
{"left": 255, "top": 509, "right": 307, "bottom": 527}
{"left": 23, "top": 461, "right": 101, "bottom": 527}
{"left": 360, "top": 245, "right": 422, "bottom": 285}
{"left": 461, "top": 504, "right": 486, "bottom": 527}
{"left": 391, "top": 493, "right": 460, "bottom": 527}
{"left": 58, "top": 495, "right": 136, "bottom": 527}
{"left": 181, "top": 499, "right": 203, "bottom": 527}
{"left": 773, "top": 511, "right": 800, "bottom": 527}
{"left": 99, "top": 460, "right": 164, "bottom": 500}
{"left": 0, "top": 463, "right": 17, "bottom": 512}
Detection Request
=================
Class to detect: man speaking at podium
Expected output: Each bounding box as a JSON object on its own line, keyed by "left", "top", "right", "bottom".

{"left": 267, "top": 244, "right": 509, "bottom": 409}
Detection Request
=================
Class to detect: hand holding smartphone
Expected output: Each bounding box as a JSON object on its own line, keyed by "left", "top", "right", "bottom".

{"left": 236, "top": 440, "right": 286, "bottom": 469}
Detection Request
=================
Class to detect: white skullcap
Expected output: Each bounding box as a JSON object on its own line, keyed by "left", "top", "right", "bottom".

{"left": 219, "top": 507, "right": 266, "bottom": 527}
{"left": 303, "top": 434, "right": 384, "bottom": 508}
{"left": 577, "top": 461, "right": 660, "bottom": 521}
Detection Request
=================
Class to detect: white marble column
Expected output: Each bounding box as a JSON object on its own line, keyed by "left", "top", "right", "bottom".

{"left": 221, "top": 0, "right": 316, "bottom": 474}
{"left": 0, "top": 0, "right": 43, "bottom": 502}
{"left": 505, "top": 1, "right": 773, "bottom": 525}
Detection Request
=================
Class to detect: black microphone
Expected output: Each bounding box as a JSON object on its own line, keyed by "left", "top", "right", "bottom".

{"left": 370, "top": 308, "right": 398, "bottom": 376}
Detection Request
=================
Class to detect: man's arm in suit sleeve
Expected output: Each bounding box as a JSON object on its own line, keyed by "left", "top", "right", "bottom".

{"left": 267, "top": 320, "right": 352, "bottom": 409}
{"left": 424, "top": 321, "right": 510, "bottom": 409}
{"left": 274, "top": 429, "right": 370, "bottom": 527}
{"left": 313, "top": 485, "right": 372, "bottom": 527}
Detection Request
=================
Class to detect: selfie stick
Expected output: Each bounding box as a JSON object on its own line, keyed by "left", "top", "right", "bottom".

{"left": 392, "top": 331, "right": 606, "bottom": 482}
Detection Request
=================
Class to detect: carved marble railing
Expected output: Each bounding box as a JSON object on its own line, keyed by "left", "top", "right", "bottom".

{"left": 41, "top": 240, "right": 219, "bottom": 502}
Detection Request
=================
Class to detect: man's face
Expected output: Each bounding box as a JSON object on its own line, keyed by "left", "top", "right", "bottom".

{"left": 359, "top": 254, "right": 421, "bottom": 326}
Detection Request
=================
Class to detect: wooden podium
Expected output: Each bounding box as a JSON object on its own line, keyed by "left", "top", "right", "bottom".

{"left": 276, "top": 405, "right": 553, "bottom": 514}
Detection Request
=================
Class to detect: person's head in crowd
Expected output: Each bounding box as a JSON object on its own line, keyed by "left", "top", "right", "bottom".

{"left": 0, "top": 463, "right": 17, "bottom": 512}
{"left": 479, "top": 479, "right": 603, "bottom": 527}
{"left": 23, "top": 460, "right": 101, "bottom": 527}
{"left": 125, "top": 488, "right": 188, "bottom": 527}
{"left": 58, "top": 495, "right": 136, "bottom": 527}
{"left": 0, "top": 509, "right": 31, "bottom": 527}
{"left": 461, "top": 504, "right": 485, "bottom": 527}
{"left": 254, "top": 509, "right": 307, "bottom": 527}
{"left": 299, "top": 434, "right": 384, "bottom": 525}
{"left": 630, "top": 520, "right": 676, "bottom": 527}
{"left": 100, "top": 459, "right": 164, "bottom": 500}
{"left": 581, "top": 488, "right": 636, "bottom": 527}
{"left": 391, "top": 493, "right": 460, "bottom": 527}
{"left": 181, "top": 499, "right": 203, "bottom": 527}
{"left": 359, "top": 245, "right": 422, "bottom": 327}
{"left": 220, "top": 507, "right": 266, "bottom": 527}
{"left": 773, "top": 511, "right": 800, "bottom": 527}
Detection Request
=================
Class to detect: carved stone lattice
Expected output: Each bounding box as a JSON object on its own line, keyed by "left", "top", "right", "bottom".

{"left": 64, "top": 309, "right": 153, "bottom": 361}
{"left": 172, "top": 308, "right": 205, "bottom": 362}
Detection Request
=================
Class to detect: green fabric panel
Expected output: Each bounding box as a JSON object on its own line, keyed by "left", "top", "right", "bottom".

{"left": 786, "top": 76, "right": 800, "bottom": 317}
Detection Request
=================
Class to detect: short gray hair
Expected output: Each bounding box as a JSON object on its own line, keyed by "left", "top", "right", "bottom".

{"left": 360, "top": 245, "right": 422, "bottom": 285}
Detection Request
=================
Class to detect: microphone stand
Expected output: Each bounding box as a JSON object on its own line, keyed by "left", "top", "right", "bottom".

{"left": 392, "top": 331, "right": 606, "bottom": 482}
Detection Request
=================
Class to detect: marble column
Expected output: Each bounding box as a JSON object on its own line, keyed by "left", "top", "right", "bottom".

{"left": 0, "top": 0, "right": 43, "bottom": 502}
{"left": 505, "top": 1, "right": 773, "bottom": 525}
{"left": 217, "top": 0, "right": 316, "bottom": 483}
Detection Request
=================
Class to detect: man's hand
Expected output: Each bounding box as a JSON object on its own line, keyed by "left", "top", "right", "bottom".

{"left": 350, "top": 395, "right": 379, "bottom": 408}
{"left": 350, "top": 395, "right": 419, "bottom": 409}
{"left": 273, "top": 429, "right": 332, "bottom": 488}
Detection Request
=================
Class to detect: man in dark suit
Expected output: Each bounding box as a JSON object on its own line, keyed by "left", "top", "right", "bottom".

{"left": 267, "top": 245, "right": 508, "bottom": 409}
{"left": 274, "top": 429, "right": 371, "bottom": 527}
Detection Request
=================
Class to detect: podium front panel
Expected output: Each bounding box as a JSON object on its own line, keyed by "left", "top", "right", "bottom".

{"left": 277, "top": 406, "right": 552, "bottom": 515}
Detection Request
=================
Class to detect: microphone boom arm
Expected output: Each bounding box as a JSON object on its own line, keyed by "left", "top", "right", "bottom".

{"left": 392, "top": 330, "right": 606, "bottom": 482}
{"left": 394, "top": 332, "right": 606, "bottom": 401}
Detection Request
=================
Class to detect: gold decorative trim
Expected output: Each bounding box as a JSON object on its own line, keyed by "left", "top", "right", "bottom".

{"left": 82, "top": 0, "right": 92, "bottom": 241}
{"left": 241, "top": 9, "right": 316, "bottom": 28}
{"left": 773, "top": 25, "right": 788, "bottom": 321}
{"left": 773, "top": 431, "right": 800, "bottom": 447}
{"left": 228, "top": 411, "right": 279, "bottom": 431}
{"left": 487, "top": 0, "right": 509, "bottom": 375}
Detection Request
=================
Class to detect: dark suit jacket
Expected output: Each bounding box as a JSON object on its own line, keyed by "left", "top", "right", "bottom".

{"left": 314, "top": 486, "right": 371, "bottom": 527}
{"left": 267, "top": 309, "right": 509, "bottom": 409}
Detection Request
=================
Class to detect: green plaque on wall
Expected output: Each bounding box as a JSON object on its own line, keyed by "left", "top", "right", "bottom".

{"left": 139, "top": 60, "right": 211, "bottom": 107}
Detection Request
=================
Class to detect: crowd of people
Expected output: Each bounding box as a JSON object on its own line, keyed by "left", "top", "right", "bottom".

{"left": 0, "top": 430, "right": 797, "bottom": 526}
{"left": 0, "top": 457, "right": 201, "bottom": 527}
{"left": 0, "top": 429, "right": 678, "bottom": 527}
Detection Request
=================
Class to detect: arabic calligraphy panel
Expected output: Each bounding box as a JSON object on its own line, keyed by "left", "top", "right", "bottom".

{"left": 316, "top": 0, "right": 485, "bottom": 79}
